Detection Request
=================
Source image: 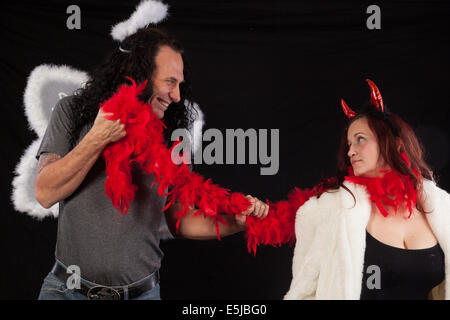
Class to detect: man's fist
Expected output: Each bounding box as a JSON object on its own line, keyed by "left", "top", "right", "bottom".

{"left": 90, "top": 108, "right": 127, "bottom": 144}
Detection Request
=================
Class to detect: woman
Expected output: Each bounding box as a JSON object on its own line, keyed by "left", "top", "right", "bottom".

{"left": 245, "top": 79, "right": 450, "bottom": 299}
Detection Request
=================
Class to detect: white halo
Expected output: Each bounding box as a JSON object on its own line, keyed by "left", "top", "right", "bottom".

{"left": 111, "top": 0, "right": 169, "bottom": 42}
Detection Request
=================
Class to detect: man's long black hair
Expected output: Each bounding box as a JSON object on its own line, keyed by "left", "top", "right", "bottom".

{"left": 71, "top": 27, "right": 195, "bottom": 145}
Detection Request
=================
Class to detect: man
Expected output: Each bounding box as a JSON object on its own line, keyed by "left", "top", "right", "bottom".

{"left": 35, "top": 27, "right": 268, "bottom": 300}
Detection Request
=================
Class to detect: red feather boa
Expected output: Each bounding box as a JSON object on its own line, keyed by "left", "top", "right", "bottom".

{"left": 244, "top": 154, "right": 420, "bottom": 254}
{"left": 244, "top": 188, "right": 316, "bottom": 255}
{"left": 99, "top": 78, "right": 420, "bottom": 252}
{"left": 345, "top": 153, "right": 420, "bottom": 219}
{"left": 100, "top": 78, "right": 250, "bottom": 238}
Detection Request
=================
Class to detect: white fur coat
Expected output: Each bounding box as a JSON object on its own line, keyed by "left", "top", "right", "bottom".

{"left": 284, "top": 179, "right": 450, "bottom": 300}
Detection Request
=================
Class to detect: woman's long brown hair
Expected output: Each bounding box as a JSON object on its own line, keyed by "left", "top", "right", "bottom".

{"left": 316, "top": 113, "right": 434, "bottom": 213}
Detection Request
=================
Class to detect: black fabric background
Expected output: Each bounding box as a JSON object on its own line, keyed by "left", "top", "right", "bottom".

{"left": 1, "top": 0, "right": 449, "bottom": 299}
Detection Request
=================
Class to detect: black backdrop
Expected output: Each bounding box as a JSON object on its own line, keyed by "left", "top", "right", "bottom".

{"left": 1, "top": 0, "right": 449, "bottom": 300}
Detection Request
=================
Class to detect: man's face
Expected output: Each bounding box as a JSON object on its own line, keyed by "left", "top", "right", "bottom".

{"left": 148, "top": 45, "right": 184, "bottom": 119}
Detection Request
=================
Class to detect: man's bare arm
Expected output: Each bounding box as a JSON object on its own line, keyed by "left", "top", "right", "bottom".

{"left": 35, "top": 132, "right": 109, "bottom": 208}
{"left": 165, "top": 203, "right": 244, "bottom": 240}
{"left": 164, "top": 196, "right": 268, "bottom": 240}
{"left": 37, "top": 153, "right": 61, "bottom": 174}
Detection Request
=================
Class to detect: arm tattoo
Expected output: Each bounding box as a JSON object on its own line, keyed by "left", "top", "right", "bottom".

{"left": 37, "top": 153, "right": 61, "bottom": 174}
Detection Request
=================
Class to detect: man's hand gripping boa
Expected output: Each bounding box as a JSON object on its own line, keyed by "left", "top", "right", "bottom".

{"left": 101, "top": 78, "right": 250, "bottom": 238}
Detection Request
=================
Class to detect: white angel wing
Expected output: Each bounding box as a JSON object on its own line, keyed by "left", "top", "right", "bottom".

{"left": 12, "top": 140, "right": 58, "bottom": 218}
{"left": 12, "top": 64, "right": 89, "bottom": 219}
{"left": 24, "top": 64, "right": 89, "bottom": 137}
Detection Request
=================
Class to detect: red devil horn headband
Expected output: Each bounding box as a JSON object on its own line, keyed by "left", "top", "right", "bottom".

{"left": 366, "top": 79, "right": 384, "bottom": 112}
{"left": 340, "top": 79, "right": 384, "bottom": 119}
{"left": 340, "top": 99, "right": 357, "bottom": 119}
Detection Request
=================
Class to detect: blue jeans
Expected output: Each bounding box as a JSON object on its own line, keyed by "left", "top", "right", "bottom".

{"left": 37, "top": 272, "right": 161, "bottom": 300}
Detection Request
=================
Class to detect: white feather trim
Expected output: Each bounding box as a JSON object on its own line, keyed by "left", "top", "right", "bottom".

{"left": 111, "top": 0, "right": 168, "bottom": 42}
{"left": 189, "top": 102, "right": 204, "bottom": 155}
{"left": 11, "top": 140, "right": 59, "bottom": 219}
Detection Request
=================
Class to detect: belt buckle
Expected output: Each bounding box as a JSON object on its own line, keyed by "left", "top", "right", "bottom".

{"left": 87, "top": 286, "right": 120, "bottom": 300}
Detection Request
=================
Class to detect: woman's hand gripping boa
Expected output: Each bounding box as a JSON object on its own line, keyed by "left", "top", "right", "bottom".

{"left": 101, "top": 78, "right": 250, "bottom": 239}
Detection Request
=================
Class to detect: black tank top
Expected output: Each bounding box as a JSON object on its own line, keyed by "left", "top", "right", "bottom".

{"left": 360, "top": 230, "right": 445, "bottom": 300}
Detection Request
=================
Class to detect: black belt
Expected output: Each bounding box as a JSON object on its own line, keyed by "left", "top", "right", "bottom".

{"left": 51, "top": 261, "right": 159, "bottom": 300}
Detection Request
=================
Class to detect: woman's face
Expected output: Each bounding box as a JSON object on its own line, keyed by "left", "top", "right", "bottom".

{"left": 347, "top": 117, "right": 388, "bottom": 177}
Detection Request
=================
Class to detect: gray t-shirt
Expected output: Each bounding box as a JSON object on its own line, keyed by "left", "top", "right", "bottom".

{"left": 37, "top": 96, "right": 167, "bottom": 286}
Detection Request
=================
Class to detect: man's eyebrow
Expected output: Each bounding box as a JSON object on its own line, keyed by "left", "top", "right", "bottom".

{"left": 167, "top": 76, "right": 184, "bottom": 83}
